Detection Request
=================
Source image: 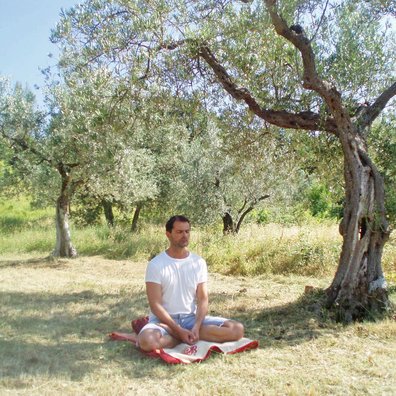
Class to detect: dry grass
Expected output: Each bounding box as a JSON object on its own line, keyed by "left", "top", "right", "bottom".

{"left": 199, "top": 223, "right": 343, "bottom": 277}
{"left": 197, "top": 223, "right": 396, "bottom": 279}
{"left": 0, "top": 254, "right": 395, "bottom": 395}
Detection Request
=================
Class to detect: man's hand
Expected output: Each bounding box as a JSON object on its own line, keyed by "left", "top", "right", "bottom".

{"left": 191, "top": 324, "right": 201, "bottom": 343}
{"left": 176, "top": 327, "right": 197, "bottom": 345}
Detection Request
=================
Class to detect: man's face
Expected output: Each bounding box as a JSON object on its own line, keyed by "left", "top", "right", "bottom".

{"left": 166, "top": 220, "right": 190, "bottom": 249}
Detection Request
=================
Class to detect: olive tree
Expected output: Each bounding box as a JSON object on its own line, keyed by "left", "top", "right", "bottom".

{"left": 0, "top": 70, "right": 159, "bottom": 256}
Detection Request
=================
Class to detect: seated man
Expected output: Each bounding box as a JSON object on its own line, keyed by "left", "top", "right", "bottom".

{"left": 137, "top": 215, "right": 244, "bottom": 352}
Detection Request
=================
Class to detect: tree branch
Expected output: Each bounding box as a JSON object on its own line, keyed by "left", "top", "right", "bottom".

{"left": 198, "top": 45, "right": 338, "bottom": 133}
{"left": 152, "top": 34, "right": 339, "bottom": 133}
{"left": 257, "top": 194, "right": 271, "bottom": 203}
{"left": 264, "top": 0, "right": 353, "bottom": 134}
{"left": 264, "top": 1, "right": 327, "bottom": 94}
{"left": 158, "top": 40, "right": 186, "bottom": 50}
{"left": 153, "top": 14, "right": 344, "bottom": 134}
{"left": 1, "top": 131, "right": 53, "bottom": 168}
{"left": 237, "top": 197, "right": 248, "bottom": 216}
{"left": 309, "top": 0, "right": 330, "bottom": 43}
{"left": 235, "top": 194, "right": 270, "bottom": 233}
{"left": 1, "top": 127, "right": 81, "bottom": 175}
{"left": 357, "top": 82, "right": 396, "bottom": 129}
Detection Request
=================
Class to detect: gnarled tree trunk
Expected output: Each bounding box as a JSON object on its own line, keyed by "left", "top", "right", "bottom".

{"left": 326, "top": 133, "right": 390, "bottom": 321}
{"left": 53, "top": 167, "right": 77, "bottom": 258}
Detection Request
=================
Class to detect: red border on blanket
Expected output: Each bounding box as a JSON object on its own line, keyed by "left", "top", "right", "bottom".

{"left": 152, "top": 340, "right": 259, "bottom": 364}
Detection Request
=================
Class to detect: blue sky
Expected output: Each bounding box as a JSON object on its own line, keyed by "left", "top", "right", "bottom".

{"left": 0, "top": 1, "right": 80, "bottom": 102}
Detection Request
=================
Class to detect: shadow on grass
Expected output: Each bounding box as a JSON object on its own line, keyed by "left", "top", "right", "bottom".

{"left": 0, "top": 288, "right": 166, "bottom": 383}
{"left": 0, "top": 256, "right": 69, "bottom": 269}
{"left": 209, "top": 289, "right": 346, "bottom": 349}
{"left": 0, "top": 287, "right": 327, "bottom": 382}
{"left": 224, "top": 287, "right": 396, "bottom": 348}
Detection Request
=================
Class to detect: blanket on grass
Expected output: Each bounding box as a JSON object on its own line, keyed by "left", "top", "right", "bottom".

{"left": 109, "top": 316, "right": 259, "bottom": 364}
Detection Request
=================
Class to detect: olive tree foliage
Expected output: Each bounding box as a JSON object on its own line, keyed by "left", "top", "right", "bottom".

{"left": 0, "top": 70, "right": 159, "bottom": 256}
{"left": 0, "top": 78, "right": 54, "bottom": 201}
{"left": 117, "top": 92, "right": 203, "bottom": 227}
{"left": 63, "top": 74, "right": 194, "bottom": 229}
{"left": 49, "top": 67, "right": 166, "bottom": 253}
{"left": 53, "top": 0, "right": 396, "bottom": 320}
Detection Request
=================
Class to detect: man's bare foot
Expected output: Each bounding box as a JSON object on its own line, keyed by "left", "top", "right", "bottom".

{"left": 110, "top": 332, "right": 137, "bottom": 343}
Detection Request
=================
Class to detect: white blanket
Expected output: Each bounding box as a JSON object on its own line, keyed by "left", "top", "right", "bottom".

{"left": 109, "top": 331, "right": 259, "bottom": 364}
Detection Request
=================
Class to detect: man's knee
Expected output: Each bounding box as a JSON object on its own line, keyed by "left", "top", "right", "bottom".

{"left": 137, "top": 330, "right": 161, "bottom": 352}
{"left": 224, "top": 320, "right": 244, "bottom": 340}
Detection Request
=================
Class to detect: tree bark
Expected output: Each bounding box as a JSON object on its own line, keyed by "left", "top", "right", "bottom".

{"left": 326, "top": 132, "right": 390, "bottom": 321}
{"left": 53, "top": 167, "right": 77, "bottom": 258}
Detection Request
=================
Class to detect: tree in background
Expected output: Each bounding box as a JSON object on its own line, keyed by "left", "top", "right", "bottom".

{"left": 173, "top": 111, "right": 298, "bottom": 233}
{"left": 0, "top": 69, "right": 160, "bottom": 256}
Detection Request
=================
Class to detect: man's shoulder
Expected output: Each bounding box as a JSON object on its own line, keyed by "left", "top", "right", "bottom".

{"left": 148, "top": 251, "right": 167, "bottom": 265}
{"left": 188, "top": 252, "right": 207, "bottom": 268}
{"left": 189, "top": 252, "right": 205, "bottom": 261}
{"left": 145, "top": 252, "right": 168, "bottom": 279}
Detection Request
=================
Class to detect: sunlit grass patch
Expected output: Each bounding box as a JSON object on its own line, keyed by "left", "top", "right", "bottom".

{"left": 0, "top": 197, "right": 53, "bottom": 233}
{"left": 74, "top": 224, "right": 168, "bottom": 261}
{"left": 0, "top": 228, "right": 54, "bottom": 254}
{"left": 203, "top": 223, "right": 342, "bottom": 277}
{"left": 383, "top": 231, "right": 396, "bottom": 276}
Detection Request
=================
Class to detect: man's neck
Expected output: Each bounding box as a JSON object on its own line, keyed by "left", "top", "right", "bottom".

{"left": 166, "top": 247, "right": 189, "bottom": 259}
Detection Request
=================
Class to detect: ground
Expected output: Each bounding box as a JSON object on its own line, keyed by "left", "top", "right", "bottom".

{"left": 0, "top": 254, "right": 395, "bottom": 395}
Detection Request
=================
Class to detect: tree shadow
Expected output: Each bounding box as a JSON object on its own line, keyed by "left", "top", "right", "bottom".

{"left": 0, "top": 288, "right": 170, "bottom": 383}
{"left": 210, "top": 289, "right": 339, "bottom": 348}
{"left": 0, "top": 256, "right": 67, "bottom": 269}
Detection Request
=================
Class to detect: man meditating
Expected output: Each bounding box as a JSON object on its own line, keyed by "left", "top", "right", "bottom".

{"left": 137, "top": 215, "right": 244, "bottom": 352}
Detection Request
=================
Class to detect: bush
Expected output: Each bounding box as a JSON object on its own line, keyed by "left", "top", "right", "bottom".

{"left": 305, "top": 182, "right": 343, "bottom": 219}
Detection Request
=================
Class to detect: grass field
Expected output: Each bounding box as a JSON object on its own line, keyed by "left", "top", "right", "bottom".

{"left": 1, "top": 254, "right": 395, "bottom": 395}
{"left": 1, "top": 198, "right": 395, "bottom": 394}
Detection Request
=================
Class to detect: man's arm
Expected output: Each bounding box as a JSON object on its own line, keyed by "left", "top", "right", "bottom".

{"left": 146, "top": 282, "right": 195, "bottom": 344}
{"left": 191, "top": 282, "right": 209, "bottom": 341}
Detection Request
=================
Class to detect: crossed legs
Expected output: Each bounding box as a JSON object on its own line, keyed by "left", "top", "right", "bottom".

{"left": 138, "top": 320, "right": 244, "bottom": 352}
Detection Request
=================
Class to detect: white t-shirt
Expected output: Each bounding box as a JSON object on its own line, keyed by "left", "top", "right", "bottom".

{"left": 145, "top": 251, "right": 208, "bottom": 316}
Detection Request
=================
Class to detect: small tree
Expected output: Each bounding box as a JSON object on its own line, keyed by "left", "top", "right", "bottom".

{"left": 0, "top": 70, "right": 159, "bottom": 256}
{"left": 174, "top": 114, "right": 297, "bottom": 233}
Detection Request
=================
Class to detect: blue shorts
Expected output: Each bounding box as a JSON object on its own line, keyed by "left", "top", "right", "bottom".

{"left": 139, "top": 313, "right": 228, "bottom": 336}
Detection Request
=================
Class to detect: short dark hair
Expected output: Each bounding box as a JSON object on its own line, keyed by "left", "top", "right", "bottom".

{"left": 165, "top": 215, "right": 191, "bottom": 232}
